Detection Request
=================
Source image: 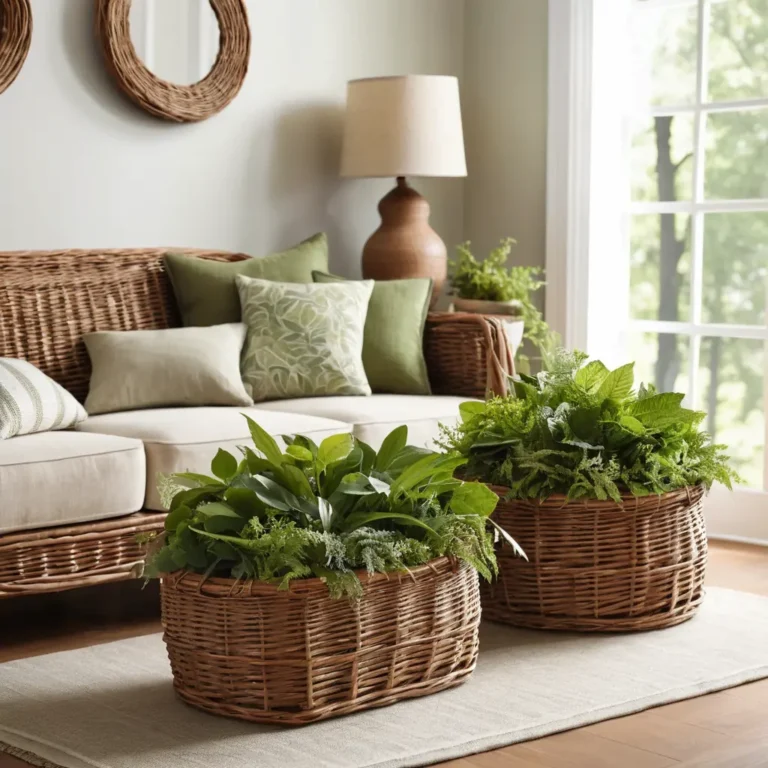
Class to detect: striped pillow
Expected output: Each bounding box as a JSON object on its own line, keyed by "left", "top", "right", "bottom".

{"left": 0, "top": 359, "right": 87, "bottom": 439}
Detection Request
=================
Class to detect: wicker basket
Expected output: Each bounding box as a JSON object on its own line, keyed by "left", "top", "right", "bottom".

{"left": 161, "top": 558, "right": 480, "bottom": 725}
{"left": 482, "top": 485, "right": 707, "bottom": 632}
{"left": 424, "top": 312, "right": 515, "bottom": 399}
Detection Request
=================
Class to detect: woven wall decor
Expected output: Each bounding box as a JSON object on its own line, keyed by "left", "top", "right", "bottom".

{"left": 96, "top": 0, "right": 250, "bottom": 123}
{"left": 0, "top": 0, "right": 32, "bottom": 95}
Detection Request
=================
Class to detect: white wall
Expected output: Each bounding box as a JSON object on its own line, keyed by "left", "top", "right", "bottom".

{"left": 463, "top": 0, "right": 548, "bottom": 272}
{"left": 0, "top": 0, "right": 465, "bottom": 277}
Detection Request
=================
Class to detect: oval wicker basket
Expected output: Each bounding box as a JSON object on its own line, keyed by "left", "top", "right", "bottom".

{"left": 161, "top": 557, "right": 480, "bottom": 725}
{"left": 482, "top": 485, "right": 707, "bottom": 632}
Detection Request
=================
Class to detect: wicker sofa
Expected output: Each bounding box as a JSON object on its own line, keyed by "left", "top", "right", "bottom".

{"left": 0, "top": 248, "right": 514, "bottom": 598}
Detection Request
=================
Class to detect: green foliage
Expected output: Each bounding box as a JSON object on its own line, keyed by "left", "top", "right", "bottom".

{"left": 439, "top": 349, "right": 741, "bottom": 502}
{"left": 448, "top": 238, "right": 557, "bottom": 367}
{"left": 145, "top": 417, "right": 520, "bottom": 597}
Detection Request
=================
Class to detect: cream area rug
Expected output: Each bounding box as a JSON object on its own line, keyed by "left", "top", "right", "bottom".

{"left": 2, "top": 587, "right": 768, "bottom": 768}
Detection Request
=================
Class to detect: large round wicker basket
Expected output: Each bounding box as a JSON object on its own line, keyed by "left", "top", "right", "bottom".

{"left": 482, "top": 485, "right": 707, "bottom": 632}
{"left": 161, "top": 558, "right": 480, "bottom": 725}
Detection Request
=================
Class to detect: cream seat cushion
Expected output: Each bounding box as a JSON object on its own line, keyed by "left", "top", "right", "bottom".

{"left": 0, "top": 431, "right": 145, "bottom": 534}
{"left": 253, "top": 395, "right": 474, "bottom": 450}
{"left": 77, "top": 407, "right": 352, "bottom": 511}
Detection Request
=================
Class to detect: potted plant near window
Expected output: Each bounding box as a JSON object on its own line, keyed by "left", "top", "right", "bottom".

{"left": 449, "top": 238, "right": 554, "bottom": 368}
{"left": 440, "top": 350, "right": 740, "bottom": 632}
{"left": 145, "top": 417, "right": 521, "bottom": 725}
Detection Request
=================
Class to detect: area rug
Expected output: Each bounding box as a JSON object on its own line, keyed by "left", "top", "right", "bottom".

{"left": 2, "top": 587, "right": 768, "bottom": 768}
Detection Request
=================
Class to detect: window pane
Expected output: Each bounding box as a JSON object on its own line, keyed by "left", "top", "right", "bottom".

{"left": 631, "top": 4, "right": 698, "bottom": 107}
{"left": 628, "top": 332, "right": 690, "bottom": 396}
{"left": 703, "top": 213, "right": 768, "bottom": 325}
{"left": 630, "top": 115, "right": 694, "bottom": 202}
{"left": 630, "top": 214, "right": 691, "bottom": 321}
{"left": 699, "top": 337, "right": 764, "bottom": 489}
{"left": 708, "top": 0, "right": 768, "bottom": 102}
{"left": 704, "top": 109, "right": 768, "bottom": 199}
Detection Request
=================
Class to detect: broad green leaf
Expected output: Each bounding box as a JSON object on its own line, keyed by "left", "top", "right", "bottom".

{"left": 168, "top": 485, "right": 223, "bottom": 511}
{"left": 197, "top": 502, "right": 241, "bottom": 519}
{"left": 392, "top": 454, "right": 467, "bottom": 494}
{"left": 459, "top": 401, "right": 485, "bottom": 423}
{"left": 281, "top": 464, "right": 315, "bottom": 500}
{"left": 512, "top": 377, "right": 538, "bottom": 401}
{"left": 317, "top": 433, "right": 355, "bottom": 467}
{"left": 243, "top": 447, "right": 275, "bottom": 475}
{"left": 282, "top": 434, "right": 319, "bottom": 458}
{"left": 368, "top": 475, "right": 391, "bottom": 495}
{"left": 386, "top": 446, "right": 435, "bottom": 477}
{"left": 627, "top": 392, "right": 687, "bottom": 428}
{"left": 285, "top": 444, "right": 313, "bottom": 462}
{"left": 242, "top": 475, "right": 300, "bottom": 512}
{"left": 164, "top": 504, "right": 193, "bottom": 532}
{"left": 449, "top": 481, "right": 499, "bottom": 518}
{"left": 619, "top": 415, "right": 646, "bottom": 435}
{"left": 343, "top": 511, "right": 438, "bottom": 537}
{"left": 223, "top": 487, "right": 264, "bottom": 518}
{"left": 243, "top": 415, "right": 283, "bottom": 466}
{"left": 574, "top": 360, "right": 609, "bottom": 392}
{"left": 596, "top": 363, "right": 635, "bottom": 402}
{"left": 358, "top": 440, "right": 376, "bottom": 474}
{"left": 172, "top": 472, "right": 221, "bottom": 488}
{"left": 375, "top": 425, "right": 408, "bottom": 471}
{"left": 211, "top": 449, "right": 238, "bottom": 482}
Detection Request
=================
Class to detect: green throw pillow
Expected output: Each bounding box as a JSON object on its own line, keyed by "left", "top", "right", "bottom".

{"left": 164, "top": 233, "right": 329, "bottom": 327}
{"left": 313, "top": 272, "right": 432, "bottom": 395}
{"left": 237, "top": 276, "right": 374, "bottom": 401}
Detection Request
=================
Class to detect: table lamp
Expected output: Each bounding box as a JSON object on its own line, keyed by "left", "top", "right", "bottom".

{"left": 340, "top": 75, "right": 467, "bottom": 306}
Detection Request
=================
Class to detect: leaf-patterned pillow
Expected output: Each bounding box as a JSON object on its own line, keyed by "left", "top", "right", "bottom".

{"left": 236, "top": 276, "right": 374, "bottom": 401}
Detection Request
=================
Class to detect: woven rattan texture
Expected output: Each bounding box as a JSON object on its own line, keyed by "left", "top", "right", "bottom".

{"left": 0, "top": 0, "right": 32, "bottom": 94}
{"left": 0, "top": 248, "right": 248, "bottom": 402}
{"left": 96, "top": 0, "right": 250, "bottom": 122}
{"left": 482, "top": 485, "right": 708, "bottom": 632}
{"left": 0, "top": 513, "right": 166, "bottom": 596}
{"left": 424, "top": 312, "right": 515, "bottom": 399}
{"left": 161, "top": 558, "right": 481, "bottom": 724}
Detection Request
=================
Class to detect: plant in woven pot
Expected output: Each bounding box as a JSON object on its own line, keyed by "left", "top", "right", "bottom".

{"left": 440, "top": 349, "right": 740, "bottom": 633}
{"left": 145, "top": 416, "right": 522, "bottom": 725}
{"left": 449, "top": 238, "right": 556, "bottom": 372}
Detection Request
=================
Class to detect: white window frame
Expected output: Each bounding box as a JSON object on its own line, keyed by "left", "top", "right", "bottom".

{"left": 547, "top": 0, "right": 768, "bottom": 544}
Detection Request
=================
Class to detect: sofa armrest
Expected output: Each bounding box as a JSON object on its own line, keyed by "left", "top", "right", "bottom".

{"left": 423, "top": 312, "right": 516, "bottom": 400}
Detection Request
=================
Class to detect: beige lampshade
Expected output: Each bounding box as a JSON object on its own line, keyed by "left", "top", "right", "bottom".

{"left": 341, "top": 75, "right": 467, "bottom": 179}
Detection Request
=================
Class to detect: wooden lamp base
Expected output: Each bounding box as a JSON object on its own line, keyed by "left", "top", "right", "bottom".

{"left": 361, "top": 177, "right": 447, "bottom": 307}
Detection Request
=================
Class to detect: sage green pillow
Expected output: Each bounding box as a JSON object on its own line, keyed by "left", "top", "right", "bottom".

{"left": 164, "top": 233, "right": 329, "bottom": 327}
{"left": 313, "top": 272, "right": 432, "bottom": 395}
{"left": 237, "top": 276, "right": 373, "bottom": 401}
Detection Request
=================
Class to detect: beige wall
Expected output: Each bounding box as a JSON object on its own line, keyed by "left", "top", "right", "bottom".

{"left": 0, "top": 0, "right": 465, "bottom": 278}
{"left": 462, "top": 0, "right": 548, "bottom": 272}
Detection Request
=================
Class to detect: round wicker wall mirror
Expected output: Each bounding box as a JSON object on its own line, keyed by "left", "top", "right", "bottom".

{"left": 0, "top": 0, "right": 32, "bottom": 95}
{"left": 97, "top": 0, "right": 250, "bottom": 123}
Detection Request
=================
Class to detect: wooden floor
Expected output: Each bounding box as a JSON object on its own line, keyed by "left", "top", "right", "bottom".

{"left": 1, "top": 541, "right": 767, "bottom": 768}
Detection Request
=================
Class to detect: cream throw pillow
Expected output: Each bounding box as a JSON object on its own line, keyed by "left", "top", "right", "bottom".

{"left": 0, "top": 358, "right": 87, "bottom": 439}
{"left": 236, "top": 276, "right": 373, "bottom": 401}
{"left": 84, "top": 324, "right": 253, "bottom": 415}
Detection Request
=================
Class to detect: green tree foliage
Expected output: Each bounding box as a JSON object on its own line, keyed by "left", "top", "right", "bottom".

{"left": 440, "top": 350, "right": 740, "bottom": 502}
{"left": 145, "top": 417, "right": 523, "bottom": 598}
{"left": 630, "top": 0, "right": 767, "bottom": 486}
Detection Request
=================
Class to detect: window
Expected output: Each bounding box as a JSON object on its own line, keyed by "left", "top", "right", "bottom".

{"left": 547, "top": 0, "right": 768, "bottom": 540}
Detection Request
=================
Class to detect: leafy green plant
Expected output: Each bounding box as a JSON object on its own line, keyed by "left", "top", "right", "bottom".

{"left": 145, "top": 417, "right": 523, "bottom": 598}
{"left": 449, "top": 238, "right": 556, "bottom": 365}
{"left": 439, "top": 349, "right": 741, "bottom": 502}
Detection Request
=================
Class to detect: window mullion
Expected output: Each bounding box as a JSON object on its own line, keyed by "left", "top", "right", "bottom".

{"left": 687, "top": 0, "right": 709, "bottom": 410}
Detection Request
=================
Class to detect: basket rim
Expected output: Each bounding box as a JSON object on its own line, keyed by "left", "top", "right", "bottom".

{"left": 161, "top": 556, "right": 462, "bottom": 598}
{"left": 486, "top": 483, "right": 705, "bottom": 510}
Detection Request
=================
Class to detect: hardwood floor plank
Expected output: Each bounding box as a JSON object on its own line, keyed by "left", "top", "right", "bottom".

{"left": 583, "top": 709, "right": 735, "bottom": 760}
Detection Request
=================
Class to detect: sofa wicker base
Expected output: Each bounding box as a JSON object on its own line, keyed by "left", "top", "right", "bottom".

{"left": 481, "top": 485, "right": 708, "bottom": 632}
{"left": 0, "top": 512, "right": 166, "bottom": 598}
{"left": 161, "top": 558, "right": 481, "bottom": 725}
